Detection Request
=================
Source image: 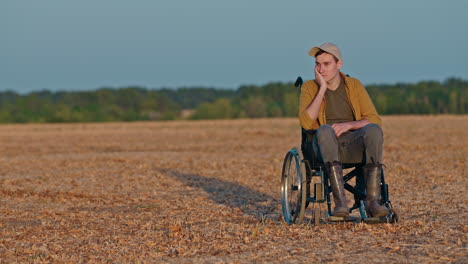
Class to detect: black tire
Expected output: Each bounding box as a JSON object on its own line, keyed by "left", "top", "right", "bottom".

{"left": 281, "top": 147, "right": 307, "bottom": 224}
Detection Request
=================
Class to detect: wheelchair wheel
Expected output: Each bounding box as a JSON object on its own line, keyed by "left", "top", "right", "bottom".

{"left": 281, "top": 147, "right": 307, "bottom": 224}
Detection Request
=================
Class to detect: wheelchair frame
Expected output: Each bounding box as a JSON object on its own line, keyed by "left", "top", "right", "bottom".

{"left": 280, "top": 77, "right": 398, "bottom": 225}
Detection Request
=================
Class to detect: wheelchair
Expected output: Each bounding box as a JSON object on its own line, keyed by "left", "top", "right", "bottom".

{"left": 280, "top": 77, "right": 399, "bottom": 225}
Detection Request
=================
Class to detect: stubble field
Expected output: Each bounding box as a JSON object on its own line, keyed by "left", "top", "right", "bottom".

{"left": 0, "top": 115, "right": 466, "bottom": 263}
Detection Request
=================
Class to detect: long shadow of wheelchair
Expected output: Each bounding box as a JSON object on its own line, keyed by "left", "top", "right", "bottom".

{"left": 161, "top": 168, "right": 280, "bottom": 222}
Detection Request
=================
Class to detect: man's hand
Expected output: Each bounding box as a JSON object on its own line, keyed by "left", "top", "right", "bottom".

{"left": 332, "top": 119, "right": 370, "bottom": 137}
{"left": 304, "top": 66, "right": 328, "bottom": 122}
{"left": 315, "top": 66, "right": 327, "bottom": 91}
{"left": 332, "top": 123, "right": 352, "bottom": 137}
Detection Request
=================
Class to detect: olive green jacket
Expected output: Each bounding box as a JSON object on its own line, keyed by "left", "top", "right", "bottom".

{"left": 299, "top": 72, "right": 382, "bottom": 130}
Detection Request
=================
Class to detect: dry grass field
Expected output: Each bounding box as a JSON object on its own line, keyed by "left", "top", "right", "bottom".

{"left": 0, "top": 115, "right": 466, "bottom": 263}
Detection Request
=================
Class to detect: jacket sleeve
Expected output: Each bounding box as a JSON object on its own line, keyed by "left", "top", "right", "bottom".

{"left": 298, "top": 81, "right": 319, "bottom": 130}
{"left": 356, "top": 79, "right": 382, "bottom": 126}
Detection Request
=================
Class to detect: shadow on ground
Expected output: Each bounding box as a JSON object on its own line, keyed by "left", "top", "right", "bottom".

{"left": 161, "top": 168, "right": 280, "bottom": 221}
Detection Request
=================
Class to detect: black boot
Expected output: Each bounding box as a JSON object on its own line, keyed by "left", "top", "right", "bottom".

{"left": 326, "top": 161, "right": 349, "bottom": 217}
{"left": 364, "top": 164, "right": 389, "bottom": 217}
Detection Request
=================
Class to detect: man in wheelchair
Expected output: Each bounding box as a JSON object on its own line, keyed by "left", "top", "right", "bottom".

{"left": 299, "top": 42, "right": 388, "bottom": 218}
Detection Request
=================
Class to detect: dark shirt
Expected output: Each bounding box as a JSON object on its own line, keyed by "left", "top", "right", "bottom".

{"left": 325, "top": 78, "right": 355, "bottom": 125}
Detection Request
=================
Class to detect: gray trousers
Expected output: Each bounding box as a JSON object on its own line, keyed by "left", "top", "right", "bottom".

{"left": 310, "top": 123, "right": 383, "bottom": 165}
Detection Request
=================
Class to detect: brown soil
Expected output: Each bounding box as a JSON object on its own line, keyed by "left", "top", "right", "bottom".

{"left": 0, "top": 116, "right": 466, "bottom": 263}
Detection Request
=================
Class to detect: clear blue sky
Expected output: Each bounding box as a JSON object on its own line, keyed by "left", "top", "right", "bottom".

{"left": 2, "top": 0, "right": 467, "bottom": 93}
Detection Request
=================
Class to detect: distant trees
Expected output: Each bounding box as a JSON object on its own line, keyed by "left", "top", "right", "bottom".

{"left": 366, "top": 78, "right": 467, "bottom": 114}
{"left": 0, "top": 77, "right": 466, "bottom": 123}
{"left": 191, "top": 98, "right": 236, "bottom": 120}
{"left": 0, "top": 87, "right": 180, "bottom": 123}
{"left": 189, "top": 78, "right": 467, "bottom": 119}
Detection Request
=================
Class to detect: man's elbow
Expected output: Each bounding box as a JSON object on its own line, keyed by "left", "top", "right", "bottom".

{"left": 299, "top": 112, "right": 314, "bottom": 130}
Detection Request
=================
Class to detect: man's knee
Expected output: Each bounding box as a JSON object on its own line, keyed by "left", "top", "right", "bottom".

{"left": 362, "top": 123, "right": 383, "bottom": 143}
{"left": 315, "top": 125, "right": 336, "bottom": 144}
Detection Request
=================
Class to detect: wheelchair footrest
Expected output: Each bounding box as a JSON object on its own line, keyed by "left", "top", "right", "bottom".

{"left": 363, "top": 216, "right": 388, "bottom": 224}
{"left": 328, "top": 216, "right": 360, "bottom": 222}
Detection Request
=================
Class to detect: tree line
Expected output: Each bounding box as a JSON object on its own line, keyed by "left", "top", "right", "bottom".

{"left": 0, "top": 77, "right": 466, "bottom": 123}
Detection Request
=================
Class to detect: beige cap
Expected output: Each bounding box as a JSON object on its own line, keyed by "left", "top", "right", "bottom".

{"left": 308, "top": 42, "right": 342, "bottom": 61}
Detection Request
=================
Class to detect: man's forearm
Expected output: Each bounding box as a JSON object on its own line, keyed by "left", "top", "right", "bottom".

{"left": 305, "top": 87, "right": 327, "bottom": 121}
{"left": 331, "top": 119, "right": 370, "bottom": 137}
{"left": 347, "top": 119, "right": 369, "bottom": 130}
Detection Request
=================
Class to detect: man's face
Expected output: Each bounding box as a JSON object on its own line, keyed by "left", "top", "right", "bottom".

{"left": 315, "top": 53, "right": 342, "bottom": 83}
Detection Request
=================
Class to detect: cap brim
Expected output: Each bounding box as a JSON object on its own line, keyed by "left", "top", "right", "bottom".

{"left": 308, "top": 47, "right": 321, "bottom": 57}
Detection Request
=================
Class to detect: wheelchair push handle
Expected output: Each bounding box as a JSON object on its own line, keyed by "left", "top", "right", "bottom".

{"left": 294, "top": 76, "right": 303, "bottom": 89}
